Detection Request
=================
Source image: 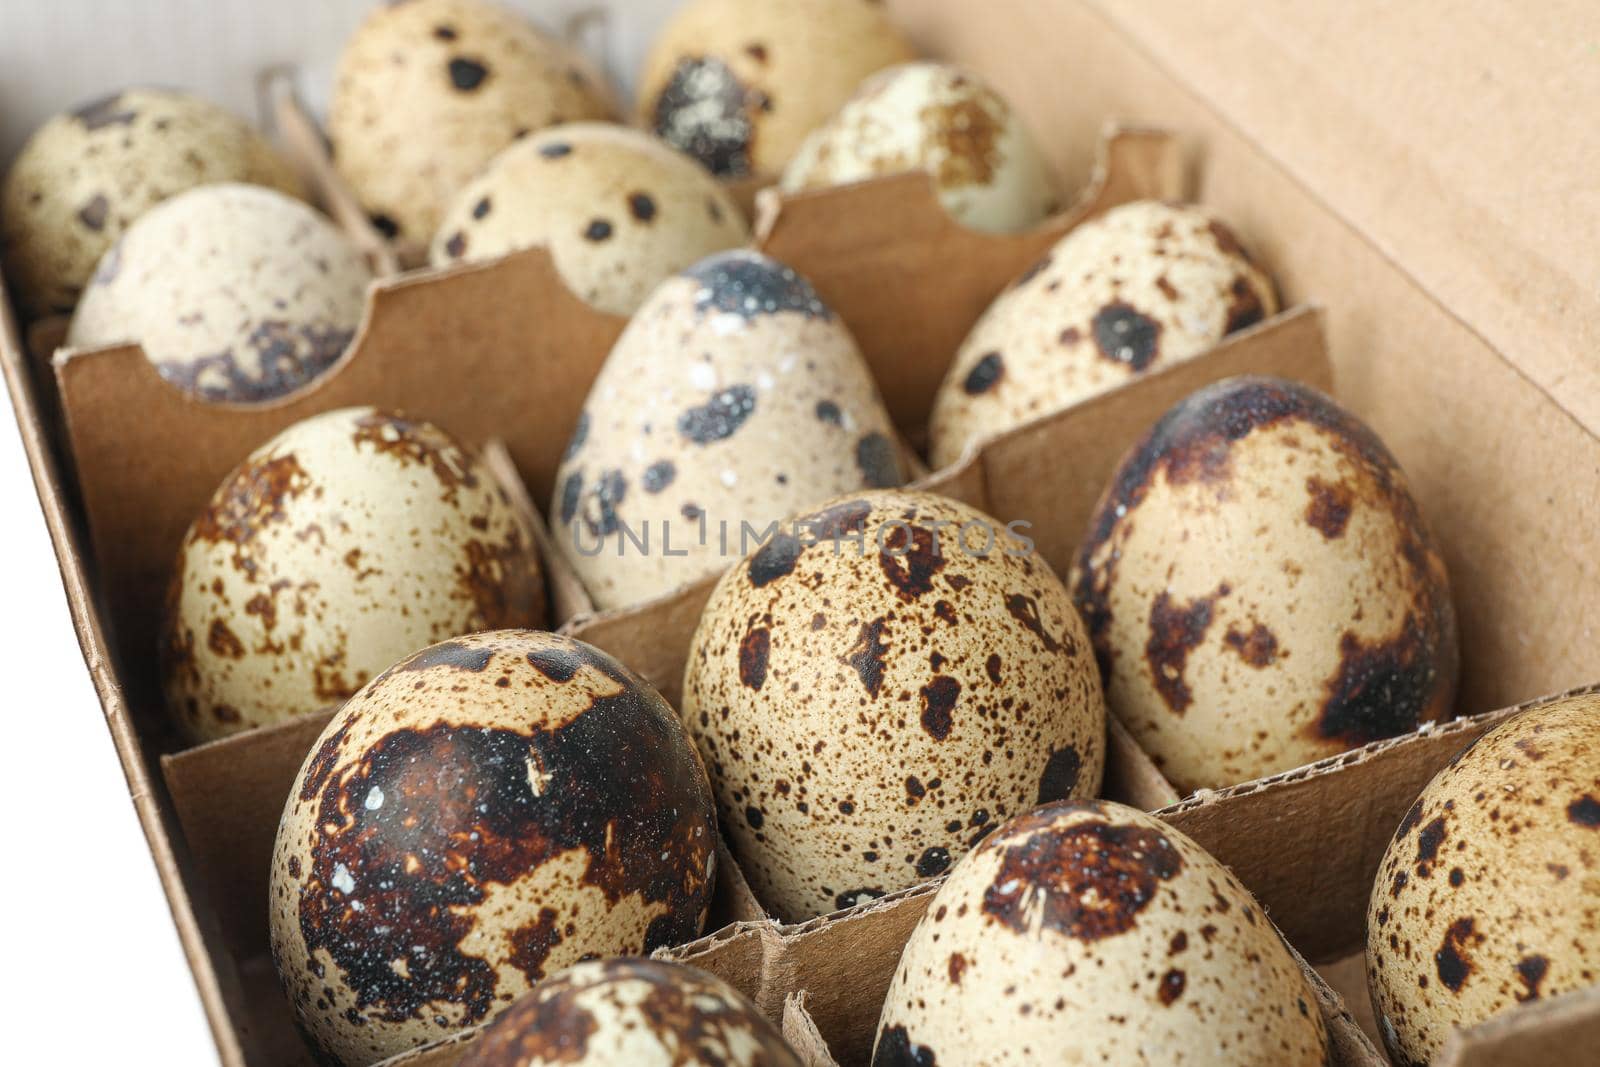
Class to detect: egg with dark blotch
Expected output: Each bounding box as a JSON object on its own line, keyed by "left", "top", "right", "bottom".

{"left": 928, "top": 200, "right": 1277, "bottom": 468}
{"left": 270, "top": 631, "right": 718, "bottom": 1067}
{"left": 460, "top": 958, "right": 800, "bottom": 1067}
{"left": 67, "top": 184, "right": 372, "bottom": 403}
{"left": 0, "top": 86, "right": 303, "bottom": 320}
{"left": 1367, "top": 692, "right": 1600, "bottom": 1066}
{"left": 550, "top": 249, "right": 906, "bottom": 611}
{"left": 330, "top": 0, "right": 615, "bottom": 244}
{"left": 1068, "top": 375, "right": 1457, "bottom": 793}
{"left": 875, "top": 799, "right": 1329, "bottom": 1066}
{"left": 430, "top": 123, "right": 748, "bottom": 315}
{"left": 637, "top": 0, "right": 915, "bottom": 179}
{"left": 682, "top": 489, "right": 1105, "bottom": 922}
{"left": 162, "top": 407, "right": 545, "bottom": 742}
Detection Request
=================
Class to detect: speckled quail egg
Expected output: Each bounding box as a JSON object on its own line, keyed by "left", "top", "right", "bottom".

{"left": 637, "top": 0, "right": 916, "bottom": 179}
{"left": 271, "top": 630, "right": 718, "bottom": 1067}
{"left": 66, "top": 183, "right": 372, "bottom": 403}
{"left": 0, "top": 87, "right": 303, "bottom": 320}
{"left": 1367, "top": 692, "right": 1600, "bottom": 1066}
{"left": 781, "top": 62, "right": 1060, "bottom": 234}
{"left": 874, "top": 799, "right": 1329, "bottom": 1066}
{"left": 928, "top": 200, "right": 1278, "bottom": 469}
{"left": 460, "top": 958, "right": 800, "bottom": 1067}
{"left": 682, "top": 489, "right": 1105, "bottom": 922}
{"left": 430, "top": 123, "right": 748, "bottom": 315}
{"left": 1069, "top": 375, "right": 1457, "bottom": 794}
{"left": 162, "top": 407, "right": 545, "bottom": 742}
{"left": 550, "top": 249, "right": 906, "bottom": 611}
{"left": 329, "top": 0, "right": 615, "bottom": 245}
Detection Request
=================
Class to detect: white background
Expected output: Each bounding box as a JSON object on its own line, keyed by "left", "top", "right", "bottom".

{"left": 0, "top": 1, "right": 676, "bottom": 1062}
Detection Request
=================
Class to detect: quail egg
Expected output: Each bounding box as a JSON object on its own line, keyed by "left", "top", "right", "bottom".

{"left": 162, "top": 407, "right": 544, "bottom": 742}
{"left": 683, "top": 489, "right": 1105, "bottom": 922}
{"left": 270, "top": 630, "right": 718, "bottom": 1066}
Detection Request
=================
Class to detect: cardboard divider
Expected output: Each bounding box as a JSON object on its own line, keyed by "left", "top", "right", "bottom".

{"left": 782, "top": 993, "right": 842, "bottom": 1067}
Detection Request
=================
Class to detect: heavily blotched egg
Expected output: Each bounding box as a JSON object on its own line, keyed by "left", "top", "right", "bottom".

{"left": 1368, "top": 692, "right": 1600, "bottom": 1065}
{"left": 162, "top": 407, "right": 544, "bottom": 742}
{"left": 781, "top": 62, "right": 1060, "bottom": 234}
{"left": 682, "top": 489, "right": 1105, "bottom": 922}
{"left": 875, "top": 799, "right": 1329, "bottom": 1065}
{"left": 1069, "top": 376, "right": 1457, "bottom": 793}
{"left": 928, "top": 200, "right": 1278, "bottom": 469}
{"left": 460, "top": 958, "right": 800, "bottom": 1067}
{"left": 329, "top": 0, "right": 615, "bottom": 245}
{"left": 0, "top": 87, "right": 303, "bottom": 319}
{"left": 637, "top": 0, "right": 916, "bottom": 179}
{"left": 549, "top": 249, "right": 906, "bottom": 611}
{"left": 270, "top": 631, "right": 718, "bottom": 1067}
{"left": 66, "top": 183, "right": 371, "bottom": 403}
{"left": 430, "top": 123, "right": 748, "bottom": 315}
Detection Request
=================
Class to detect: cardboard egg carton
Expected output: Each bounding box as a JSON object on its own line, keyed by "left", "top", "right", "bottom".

{"left": 5, "top": 0, "right": 1600, "bottom": 1063}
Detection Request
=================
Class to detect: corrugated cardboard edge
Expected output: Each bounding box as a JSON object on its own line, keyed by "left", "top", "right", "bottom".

{"left": 782, "top": 992, "right": 841, "bottom": 1067}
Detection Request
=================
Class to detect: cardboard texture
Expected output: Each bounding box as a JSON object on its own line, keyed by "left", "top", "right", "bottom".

{"left": 6, "top": 1, "right": 1600, "bottom": 1064}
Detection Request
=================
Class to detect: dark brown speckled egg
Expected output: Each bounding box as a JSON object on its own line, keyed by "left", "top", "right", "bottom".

{"left": 874, "top": 800, "right": 1328, "bottom": 1065}
{"left": 683, "top": 488, "right": 1105, "bottom": 922}
{"left": 1069, "top": 375, "right": 1457, "bottom": 793}
{"left": 269, "top": 631, "right": 718, "bottom": 1066}
{"left": 461, "top": 958, "right": 801, "bottom": 1067}
{"left": 1367, "top": 692, "right": 1600, "bottom": 1065}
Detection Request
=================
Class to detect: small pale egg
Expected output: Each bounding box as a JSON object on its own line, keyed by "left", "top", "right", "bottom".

{"left": 781, "top": 62, "right": 1060, "bottom": 234}
{"left": 928, "top": 200, "right": 1278, "bottom": 469}
{"left": 329, "top": 0, "right": 615, "bottom": 244}
{"left": 460, "top": 958, "right": 800, "bottom": 1067}
{"left": 875, "top": 799, "right": 1329, "bottom": 1066}
{"left": 67, "top": 183, "right": 372, "bottom": 403}
{"left": 1367, "top": 692, "right": 1600, "bottom": 1065}
{"left": 429, "top": 123, "right": 748, "bottom": 315}
{"left": 682, "top": 489, "right": 1106, "bottom": 922}
{"left": 637, "top": 0, "right": 916, "bottom": 179}
{"left": 549, "top": 249, "right": 906, "bottom": 611}
{"left": 0, "top": 87, "right": 303, "bottom": 320}
{"left": 270, "top": 631, "right": 718, "bottom": 1067}
{"left": 1069, "top": 376, "right": 1457, "bottom": 793}
{"left": 162, "top": 407, "right": 544, "bottom": 742}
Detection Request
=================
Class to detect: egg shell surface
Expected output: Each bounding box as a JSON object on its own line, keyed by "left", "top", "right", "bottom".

{"left": 637, "top": 0, "right": 916, "bottom": 178}
{"left": 329, "top": 0, "right": 615, "bottom": 243}
{"left": 430, "top": 123, "right": 748, "bottom": 315}
{"left": 270, "top": 630, "right": 718, "bottom": 1067}
{"left": 928, "top": 200, "right": 1278, "bottom": 469}
{"left": 781, "top": 61, "right": 1060, "bottom": 234}
{"left": 874, "top": 799, "right": 1329, "bottom": 1066}
{"left": 1069, "top": 376, "right": 1457, "bottom": 793}
{"left": 66, "top": 183, "right": 371, "bottom": 403}
{"left": 0, "top": 86, "right": 302, "bottom": 319}
{"left": 1367, "top": 692, "right": 1600, "bottom": 1066}
{"left": 683, "top": 488, "right": 1106, "bottom": 922}
{"left": 549, "top": 249, "right": 906, "bottom": 611}
{"left": 460, "top": 957, "right": 800, "bottom": 1067}
{"left": 163, "top": 407, "right": 545, "bottom": 742}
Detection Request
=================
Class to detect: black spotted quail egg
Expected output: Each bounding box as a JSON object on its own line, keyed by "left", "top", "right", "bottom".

{"left": 460, "top": 958, "right": 801, "bottom": 1067}
{"left": 682, "top": 488, "right": 1105, "bottom": 922}
{"left": 549, "top": 249, "right": 906, "bottom": 611}
{"left": 0, "top": 86, "right": 302, "bottom": 319}
{"left": 928, "top": 200, "right": 1278, "bottom": 468}
{"left": 638, "top": 0, "right": 915, "bottom": 179}
{"left": 874, "top": 799, "right": 1329, "bottom": 1066}
{"left": 1069, "top": 375, "right": 1457, "bottom": 793}
{"left": 329, "top": 0, "right": 615, "bottom": 245}
{"left": 162, "top": 407, "right": 544, "bottom": 742}
{"left": 430, "top": 123, "right": 748, "bottom": 315}
{"left": 66, "top": 183, "right": 372, "bottom": 403}
{"left": 270, "top": 631, "right": 718, "bottom": 1067}
{"left": 1367, "top": 692, "right": 1600, "bottom": 1065}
